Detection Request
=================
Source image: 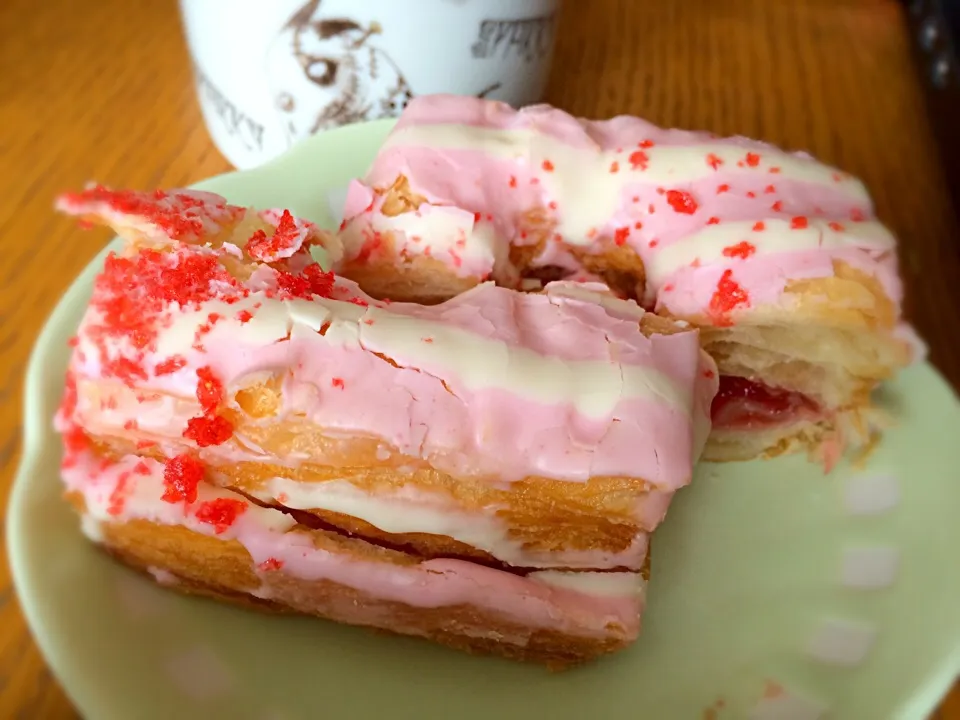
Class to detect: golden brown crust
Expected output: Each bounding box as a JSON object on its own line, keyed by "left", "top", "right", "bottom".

{"left": 338, "top": 253, "right": 481, "bottom": 305}
{"left": 89, "top": 413, "right": 663, "bottom": 563}
{"left": 93, "top": 510, "right": 631, "bottom": 669}
{"left": 340, "top": 175, "right": 647, "bottom": 303}
{"left": 668, "top": 261, "right": 905, "bottom": 338}
{"left": 569, "top": 239, "right": 645, "bottom": 301}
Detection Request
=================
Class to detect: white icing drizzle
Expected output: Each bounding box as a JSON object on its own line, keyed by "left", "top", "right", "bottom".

{"left": 645, "top": 219, "right": 896, "bottom": 286}
{"left": 115, "top": 290, "right": 695, "bottom": 420}
{"left": 250, "top": 476, "right": 650, "bottom": 569}
{"left": 382, "top": 124, "right": 871, "bottom": 242}
{"left": 528, "top": 570, "right": 647, "bottom": 597}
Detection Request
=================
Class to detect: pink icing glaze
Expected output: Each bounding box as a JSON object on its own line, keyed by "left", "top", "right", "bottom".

{"left": 342, "top": 94, "right": 904, "bottom": 325}
{"left": 63, "top": 449, "right": 643, "bottom": 640}
{"left": 67, "top": 242, "right": 717, "bottom": 489}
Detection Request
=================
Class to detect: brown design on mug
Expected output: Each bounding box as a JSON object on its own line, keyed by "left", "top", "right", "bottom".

{"left": 194, "top": 64, "right": 266, "bottom": 152}
{"left": 266, "top": 0, "right": 502, "bottom": 143}
{"left": 471, "top": 13, "right": 557, "bottom": 63}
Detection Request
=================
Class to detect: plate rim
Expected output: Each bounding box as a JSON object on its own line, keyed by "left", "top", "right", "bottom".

{"left": 7, "top": 118, "right": 960, "bottom": 720}
{"left": 6, "top": 121, "right": 398, "bottom": 716}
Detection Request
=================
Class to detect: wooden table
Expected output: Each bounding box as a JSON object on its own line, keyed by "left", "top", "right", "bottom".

{"left": 0, "top": 0, "right": 957, "bottom": 716}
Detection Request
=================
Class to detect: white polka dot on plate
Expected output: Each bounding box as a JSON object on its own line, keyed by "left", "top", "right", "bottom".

{"left": 165, "top": 645, "right": 234, "bottom": 700}
{"left": 806, "top": 618, "right": 876, "bottom": 666}
{"left": 843, "top": 473, "right": 900, "bottom": 515}
{"left": 839, "top": 546, "right": 900, "bottom": 589}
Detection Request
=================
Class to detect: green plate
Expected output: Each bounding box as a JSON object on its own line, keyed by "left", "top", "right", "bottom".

{"left": 9, "top": 120, "right": 960, "bottom": 720}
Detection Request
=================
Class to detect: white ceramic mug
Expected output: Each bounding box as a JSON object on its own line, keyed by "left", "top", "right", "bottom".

{"left": 179, "top": 0, "right": 559, "bottom": 169}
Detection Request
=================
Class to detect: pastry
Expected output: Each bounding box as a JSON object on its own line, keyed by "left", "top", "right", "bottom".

{"left": 338, "top": 95, "right": 916, "bottom": 465}
{"left": 56, "top": 186, "right": 717, "bottom": 667}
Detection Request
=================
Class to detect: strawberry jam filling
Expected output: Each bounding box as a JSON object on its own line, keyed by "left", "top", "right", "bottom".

{"left": 711, "top": 375, "right": 821, "bottom": 429}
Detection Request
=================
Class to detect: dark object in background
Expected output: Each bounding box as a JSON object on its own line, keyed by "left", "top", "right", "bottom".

{"left": 905, "top": 0, "right": 960, "bottom": 223}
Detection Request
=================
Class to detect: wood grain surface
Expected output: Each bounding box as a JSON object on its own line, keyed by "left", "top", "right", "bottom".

{"left": 1, "top": 0, "right": 957, "bottom": 717}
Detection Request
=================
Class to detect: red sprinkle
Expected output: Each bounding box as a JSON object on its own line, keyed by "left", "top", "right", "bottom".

{"left": 704, "top": 369, "right": 716, "bottom": 379}
{"left": 274, "top": 263, "right": 335, "bottom": 300}
{"left": 634, "top": 221, "right": 643, "bottom": 230}
{"left": 706, "top": 153, "right": 724, "bottom": 170}
{"left": 196, "top": 366, "right": 225, "bottom": 415}
{"left": 609, "top": 161, "right": 620, "bottom": 173}
{"left": 237, "top": 309, "right": 253, "bottom": 323}
{"left": 246, "top": 210, "right": 309, "bottom": 263}
{"left": 850, "top": 208, "right": 866, "bottom": 222}
{"left": 614, "top": 227, "right": 630, "bottom": 246}
{"left": 752, "top": 221, "right": 766, "bottom": 231}
{"left": 745, "top": 152, "right": 760, "bottom": 167}
{"left": 828, "top": 221, "right": 845, "bottom": 232}
{"left": 769, "top": 167, "right": 781, "bottom": 174}
{"left": 664, "top": 283, "right": 675, "bottom": 292}
{"left": 717, "top": 184, "right": 730, "bottom": 194}
{"left": 85, "top": 247, "right": 248, "bottom": 385}
{"left": 259, "top": 558, "right": 284, "bottom": 571}
{"left": 195, "top": 497, "right": 246, "bottom": 534}
{"left": 354, "top": 232, "right": 383, "bottom": 264}
{"left": 509, "top": 176, "right": 517, "bottom": 188}
{"left": 302, "top": 263, "right": 336, "bottom": 297}
{"left": 162, "top": 454, "right": 204, "bottom": 504}
{"left": 722, "top": 241, "right": 757, "bottom": 259}
{"left": 103, "top": 355, "right": 148, "bottom": 386}
{"left": 764, "top": 185, "right": 776, "bottom": 194}
{"left": 123, "top": 419, "right": 138, "bottom": 431}
{"left": 709, "top": 269, "right": 750, "bottom": 325}
{"left": 107, "top": 472, "right": 131, "bottom": 517}
{"left": 57, "top": 186, "right": 243, "bottom": 240}
{"left": 771, "top": 201, "right": 784, "bottom": 212}
{"left": 628, "top": 150, "right": 649, "bottom": 170}
{"left": 707, "top": 216, "right": 720, "bottom": 225}
{"left": 665, "top": 190, "right": 698, "bottom": 214}
{"left": 183, "top": 414, "right": 233, "bottom": 447}
{"left": 155, "top": 355, "right": 187, "bottom": 376}
{"left": 648, "top": 239, "right": 659, "bottom": 248}
{"left": 639, "top": 139, "right": 654, "bottom": 148}
{"left": 133, "top": 460, "right": 151, "bottom": 475}
{"left": 62, "top": 424, "right": 90, "bottom": 461}
{"left": 542, "top": 159, "right": 555, "bottom": 172}
{"left": 790, "top": 216, "right": 809, "bottom": 230}
{"left": 746, "top": 191, "right": 756, "bottom": 198}
{"left": 331, "top": 377, "right": 345, "bottom": 389}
